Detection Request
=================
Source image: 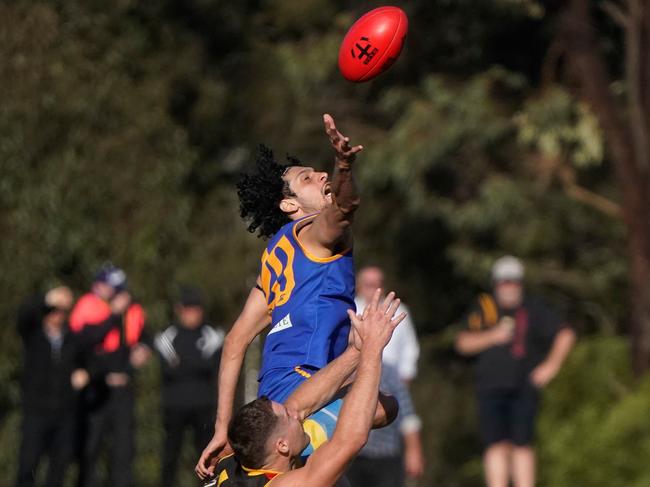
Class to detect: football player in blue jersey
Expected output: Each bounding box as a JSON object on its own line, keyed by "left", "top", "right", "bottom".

{"left": 196, "top": 114, "right": 391, "bottom": 480}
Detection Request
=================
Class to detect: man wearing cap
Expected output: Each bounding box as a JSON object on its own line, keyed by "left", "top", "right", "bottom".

{"left": 69, "top": 263, "right": 152, "bottom": 487}
{"left": 154, "top": 286, "right": 225, "bottom": 487}
{"left": 455, "top": 256, "right": 576, "bottom": 487}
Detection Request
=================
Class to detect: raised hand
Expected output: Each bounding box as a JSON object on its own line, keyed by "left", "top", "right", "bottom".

{"left": 45, "top": 286, "right": 73, "bottom": 310}
{"left": 347, "top": 289, "right": 406, "bottom": 351}
{"left": 323, "top": 113, "right": 363, "bottom": 164}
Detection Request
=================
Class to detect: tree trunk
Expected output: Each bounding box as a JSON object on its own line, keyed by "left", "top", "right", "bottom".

{"left": 561, "top": 0, "right": 650, "bottom": 374}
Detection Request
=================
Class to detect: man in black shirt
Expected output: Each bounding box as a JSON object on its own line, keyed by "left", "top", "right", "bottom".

{"left": 155, "top": 287, "right": 224, "bottom": 487}
{"left": 15, "top": 285, "right": 123, "bottom": 487}
{"left": 455, "top": 256, "right": 576, "bottom": 487}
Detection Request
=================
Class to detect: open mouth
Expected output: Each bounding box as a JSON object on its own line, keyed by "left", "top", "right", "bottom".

{"left": 323, "top": 183, "right": 332, "bottom": 199}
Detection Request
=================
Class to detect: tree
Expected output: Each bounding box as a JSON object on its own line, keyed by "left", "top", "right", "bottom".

{"left": 559, "top": 0, "right": 650, "bottom": 373}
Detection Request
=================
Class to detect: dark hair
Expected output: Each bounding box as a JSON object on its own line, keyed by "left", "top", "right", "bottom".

{"left": 236, "top": 145, "right": 302, "bottom": 239}
{"left": 228, "top": 396, "right": 279, "bottom": 469}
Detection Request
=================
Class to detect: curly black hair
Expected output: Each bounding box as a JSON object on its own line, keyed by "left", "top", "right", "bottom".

{"left": 236, "top": 144, "right": 302, "bottom": 239}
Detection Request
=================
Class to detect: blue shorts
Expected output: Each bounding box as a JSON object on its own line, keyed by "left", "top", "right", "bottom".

{"left": 258, "top": 366, "right": 342, "bottom": 458}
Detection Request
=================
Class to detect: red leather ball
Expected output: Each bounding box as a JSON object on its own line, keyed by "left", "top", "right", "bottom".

{"left": 338, "top": 6, "right": 408, "bottom": 83}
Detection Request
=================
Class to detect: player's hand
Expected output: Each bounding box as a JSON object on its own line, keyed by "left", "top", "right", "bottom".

{"left": 130, "top": 344, "right": 151, "bottom": 368}
{"left": 347, "top": 303, "right": 370, "bottom": 351}
{"left": 45, "top": 286, "right": 74, "bottom": 310}
{"left": 196, "top": 430, "right": 233, "bottom": 480}
{"left": 323, "top": 113, "right": 363, "bottom": 164}
{"left": 70, "top": 368, "right": 90, "bottom": 390}
{"left": 529, "top": 360, "right": 560, "bottom": 388}
{"left": 490, "top": 317, "right": 515, "bottom": 345}
{"left": 404, "top": 440, "right": 425, "bottom": 479}
{"left": 348, "top": 323, "right": 363, "bottom": 351}
{"left": 347, "top": 288, "right": 406, "bottom": 351}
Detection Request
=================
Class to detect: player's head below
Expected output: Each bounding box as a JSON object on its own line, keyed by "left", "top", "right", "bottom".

{"left": 357, "top": 266, "right": 385, "bottom": 302}
{"left": 228, "top": 396, "right": 309, "bottom": 470}
{"left": 491, "top": 255, "right": 524, "bottom": 310}
{"left": 237, "top": 145, "right": 332, "bottom": 239}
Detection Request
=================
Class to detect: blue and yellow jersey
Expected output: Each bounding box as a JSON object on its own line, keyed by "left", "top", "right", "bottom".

{"left": 257, "top": 214, "right": 355, "bottom": 398}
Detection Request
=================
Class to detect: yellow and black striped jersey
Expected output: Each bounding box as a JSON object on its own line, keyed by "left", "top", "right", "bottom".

{"left": 207, "top": 454, "right": 282, "bottom": 487}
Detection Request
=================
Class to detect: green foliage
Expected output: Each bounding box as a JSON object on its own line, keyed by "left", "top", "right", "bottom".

{"left": 0, "top": 0, "right": 635, "bottom": 485}
{"left": 416, "top": 335, "right": 650, "bottom": 487}
{"left": 537, "top": 336, "right": 650, "bottom": 487}
{"left": 517, "top": 88, "right": 604, "bottom": 168}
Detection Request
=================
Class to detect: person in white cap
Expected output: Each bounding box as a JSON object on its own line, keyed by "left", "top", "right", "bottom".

{"left": 455, "top": 256, "right": 576, "bottom": 487}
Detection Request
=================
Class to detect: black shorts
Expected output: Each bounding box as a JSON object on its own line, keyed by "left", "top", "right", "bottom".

{"left": 477, "top": 385, "right": 540, "bottom": 447}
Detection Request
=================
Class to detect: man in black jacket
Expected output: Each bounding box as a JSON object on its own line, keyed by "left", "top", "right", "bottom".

{"left": 70, "top": 264, "right": 152, "bottom": 487}
{"left": 15, "top": 285, "right": 124, "bottom": 487}
{"left": 155, "top": 287, "right": 224, "bottom": 487}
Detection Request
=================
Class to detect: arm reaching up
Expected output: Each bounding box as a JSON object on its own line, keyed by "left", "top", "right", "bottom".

{"left": 300, "top": 114, "right": 363, "bottom": 254}
{"left": 274, "top": 290, "right": 405, "bottom": 487}
{"left": 195, "top": 284, "right": 270, "bottom": 480}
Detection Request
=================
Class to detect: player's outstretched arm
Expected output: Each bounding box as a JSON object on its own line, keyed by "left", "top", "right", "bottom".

{"left": 284, "top": 295, "right": 400, "bottom": 423}
{"left": 195, "top": 284, "right": 270, "bottom": 480}
{"left": 302, "top": 114, "right": 363, "bottom": 251}
{"left": 274, "top": 290, "right": 405, "bottom": 487}
{"left": 284, "top": 345, "right": 360, "bottom": 421}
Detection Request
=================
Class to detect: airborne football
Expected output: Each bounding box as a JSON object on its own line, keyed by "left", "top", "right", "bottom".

{"left": 338, "top": 6, "right": 409, "bottom": 82}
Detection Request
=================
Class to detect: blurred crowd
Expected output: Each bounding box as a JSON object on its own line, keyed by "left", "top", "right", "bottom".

{"left": 15, "top": 257, "right": 574, "bottom": 487}
{"left": 15, "top": 264, "right": 224, "bottom": 487}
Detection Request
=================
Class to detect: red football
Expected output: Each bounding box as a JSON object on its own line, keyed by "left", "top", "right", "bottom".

{"left": 338, "top": 6, "right": 408, "bottom": 83}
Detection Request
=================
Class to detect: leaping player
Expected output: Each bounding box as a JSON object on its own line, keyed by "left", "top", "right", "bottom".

{"left": 196, "top": 114, "right": 392, "bottom": 480}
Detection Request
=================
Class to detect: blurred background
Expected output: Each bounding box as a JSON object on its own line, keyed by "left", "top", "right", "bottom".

{"left": 3, "top": 0, "right": 650, "bottom": 485}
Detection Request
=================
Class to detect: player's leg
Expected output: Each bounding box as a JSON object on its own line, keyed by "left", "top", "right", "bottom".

{"left": 484, "top": 442, "right": 511, "bottom": 487}
{"left": 44, "top": 412, "right": 75, "bottom": 487}
{"left": 77, "top": 405, "right": 107, "bottom": 487}
{"left": 15, "top": 414, "right": 48, "bottom": 487}
{"left": 510, "top": 385, "right": 539, "bottom": 487}
{"left": 478, "top": 390, "right": 512, "bottom": 487}
{"left": 109, "top": 387, "right": 135, "bottom": 487}
{"left": 161, "top": 408, "right": 187, "bottom": 487}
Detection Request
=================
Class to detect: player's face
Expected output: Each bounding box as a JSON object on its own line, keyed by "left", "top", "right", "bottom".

{"left": 494, "top": 280, "right": 524, "bottom": 309}
{"left": 282, "top": 166, "right": 332, "bottom": 214}
{"left": 176, "top": 305, "right": 204, "bottom": 329}
{"left": 93, "top": 281, "right": 117, "bottom": 301}
{"left": 271, "top": 401, "right": 310, "bottom": 456}
{"left": 357, "top": 267, "right": 384, "bottom": 302}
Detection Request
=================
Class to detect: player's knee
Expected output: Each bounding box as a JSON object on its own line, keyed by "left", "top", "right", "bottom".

{"left": 374, "top": 392, "right": 399, "bottom": 428}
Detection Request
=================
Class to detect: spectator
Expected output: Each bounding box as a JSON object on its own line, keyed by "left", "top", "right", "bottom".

{"left": 15, "top": 285, "right": 120, "bottom": 487}
{"left": 455, "top": 256, "right": 576, "bottom": 487}
{"left": 70, "top": 264, "right": 152, "bottom": 487}
{"left": 154, "top": 286, "right": 224, "bottom": 487}
{"left": 346, "top": 363, "right": 425, "bottom": 487}
{"left": 355, "top": 266, "right": 420, "bottom": 383}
